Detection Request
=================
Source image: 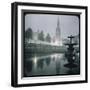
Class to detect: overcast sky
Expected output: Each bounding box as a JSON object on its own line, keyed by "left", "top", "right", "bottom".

{"left": 25, "top": 14, "right": 79, "bottom": 39}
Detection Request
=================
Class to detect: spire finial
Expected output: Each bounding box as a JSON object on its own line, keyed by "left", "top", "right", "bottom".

{"left": 57, "top": 16, "right": 60, "bottom": 27}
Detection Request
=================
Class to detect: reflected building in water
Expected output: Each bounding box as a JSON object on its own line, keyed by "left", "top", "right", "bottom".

{"left": 24, "top": 53, "right": 80, "bottom": 77}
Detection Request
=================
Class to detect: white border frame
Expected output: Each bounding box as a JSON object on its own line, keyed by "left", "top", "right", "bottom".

{"left": 17, "top": 4, "right": 86, "bottom": 85}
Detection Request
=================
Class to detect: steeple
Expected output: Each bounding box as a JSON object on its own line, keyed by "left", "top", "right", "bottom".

{"left": 55, "top": 17, "right": 61, "bottom": 45}
{"left": 56, "top": 17, "right": 60, "bottom": 33}
{"left": 57, "top": 17, "right": 60, "bottom": 27}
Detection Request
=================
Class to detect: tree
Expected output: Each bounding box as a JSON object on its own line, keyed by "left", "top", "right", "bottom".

{"left": 25, "top": 28, "right": 33, "bottom": 39}
{"left": 38, "top": 31, "right": 44, "bottom": 41}
{"left": 45, "top": 33, "right": 51, "bottom": 42}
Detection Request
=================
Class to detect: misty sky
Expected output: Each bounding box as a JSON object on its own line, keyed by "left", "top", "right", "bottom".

{"left": 25, "top": 14, "right": 79, "bottom": 39}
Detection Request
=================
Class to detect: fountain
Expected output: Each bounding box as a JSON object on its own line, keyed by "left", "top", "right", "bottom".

{"left": 64, "top": 35, "right": 78, "bottom": 68}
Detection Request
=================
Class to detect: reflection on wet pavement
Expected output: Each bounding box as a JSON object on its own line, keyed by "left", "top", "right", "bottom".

{"left": 23, "top": 53, "right": 80, "bottom": 77}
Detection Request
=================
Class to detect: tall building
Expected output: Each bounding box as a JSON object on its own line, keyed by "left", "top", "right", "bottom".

{"left": 55, "top": 17, "right": 61, "bottom": 45}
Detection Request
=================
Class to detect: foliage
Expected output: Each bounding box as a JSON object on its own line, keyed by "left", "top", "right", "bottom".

{"left": 25, "top": 28, "right": 33, "bottom": 39}
{"left": 38, "top": 31, "right": 44, "bottom": 41}
{"left": 45, "top": 33, "right": 51, "bottom": 42}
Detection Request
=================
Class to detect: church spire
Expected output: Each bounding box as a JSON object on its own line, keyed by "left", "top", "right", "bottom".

{"left": 57, "top": 16, "right": 60, "bottom": 27}
{"left": 55, "top": 16, "right": 61, "bottom": 45}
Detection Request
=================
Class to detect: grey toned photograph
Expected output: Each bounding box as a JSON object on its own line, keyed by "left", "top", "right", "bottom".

{"left": 24, "top": 14, "right": 80, "bottom": 77}
{"left": 11, "top": 2, "right": 87, "bottom": 87}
